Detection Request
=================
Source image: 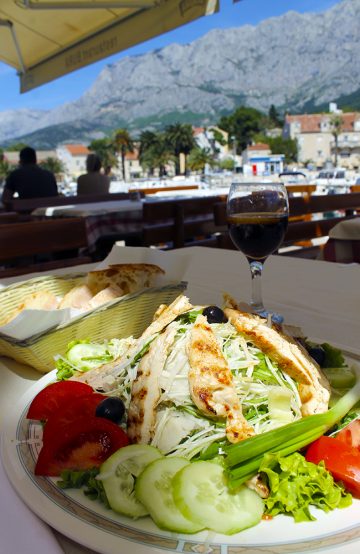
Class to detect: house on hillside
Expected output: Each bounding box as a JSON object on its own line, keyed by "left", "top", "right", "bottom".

{"left": 56, "top": 144, "right": 90, "bottom": 177}
{"left": 242, "top": 143, "right": 284, "bottom": 176}
{"left": 283, "top": 107, "right": 360, "bottom": 169}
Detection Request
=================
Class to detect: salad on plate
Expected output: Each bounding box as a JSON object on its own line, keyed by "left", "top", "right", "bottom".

{"left": 25, "top": 295, "right": 360, "bottom": 538}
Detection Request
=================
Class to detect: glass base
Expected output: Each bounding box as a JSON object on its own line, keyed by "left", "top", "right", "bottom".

{"left": 253, "top": 308, "right": 284, "bottom": 325}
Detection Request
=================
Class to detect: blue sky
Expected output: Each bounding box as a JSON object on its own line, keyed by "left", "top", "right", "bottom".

{"left": 0, "top": 0, "right": 340, "bottom": 112}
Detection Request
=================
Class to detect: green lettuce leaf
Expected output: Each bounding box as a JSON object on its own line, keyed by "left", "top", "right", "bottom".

{"left": 259, "top": 452, "right": 352, "bottom": 522}
{"left": 321, "top": 342, "right": 346, "bottom": 368}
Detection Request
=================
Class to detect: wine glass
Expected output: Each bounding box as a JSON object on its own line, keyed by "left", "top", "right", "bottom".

{"left": 227, "top": 181, "right": 289, "bottom": 323}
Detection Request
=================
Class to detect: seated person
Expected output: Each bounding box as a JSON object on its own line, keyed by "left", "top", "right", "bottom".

{"left": 77, "top": 154, "right": 110, "bottom": 196}
{"left": 1, "top": 147, "right": 58, "bottom": 206}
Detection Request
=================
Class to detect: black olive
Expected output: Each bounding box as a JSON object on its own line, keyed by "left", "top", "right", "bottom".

{"left": 95, "top": 397, "right": 125, "bottom": 424}
{"left": 202, "top": 305, "right": 228, "bottom": 324}
{"left": 306, "top": 345, "right": 326, "bottom": 367}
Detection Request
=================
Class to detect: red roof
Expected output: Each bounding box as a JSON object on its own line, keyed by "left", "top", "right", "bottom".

{"left": 193, "top": 127, "right": 205, "bottom": 136}
{"left": 247, "top": 143, "right": 269, "bottom": 150}
{"left": 64, "top": 144, "right": 90, "bottom": 155}
{"left": 285, "top": 112, "right": 360, "bottom": 133}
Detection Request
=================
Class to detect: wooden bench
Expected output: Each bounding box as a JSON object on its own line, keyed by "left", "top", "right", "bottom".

{"left": 213, "top": 192, "right": 360, "bottom": 259}
{"left": 0, "top": 218, "right": 91, "bottom": 278}
{"left": 143, "top": 195, "right": 227, "bottom": 249}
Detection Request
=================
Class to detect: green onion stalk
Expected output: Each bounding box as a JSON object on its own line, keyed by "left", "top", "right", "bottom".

{"left": 224, "top": 376, "right": 360, "bottom": 490}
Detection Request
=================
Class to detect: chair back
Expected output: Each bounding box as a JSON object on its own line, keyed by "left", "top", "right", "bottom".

{"left": 143, "top": 194, "right": 227, "bottom": 249}
{"left": 0, "top": 217, "right": 91, "bottom": 277}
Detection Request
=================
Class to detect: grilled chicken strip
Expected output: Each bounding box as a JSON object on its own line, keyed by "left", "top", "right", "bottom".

{"left": 187, "top": 314, "right": 254, "bottom": 443}
{"left": 72, "top": 295, "right": 192, "bottom": 390}
{"left": 225, "top": 309, "right": 331, "bottom": 416}
{"left": 127, "top": 325, "right": 177, "bottom": 444}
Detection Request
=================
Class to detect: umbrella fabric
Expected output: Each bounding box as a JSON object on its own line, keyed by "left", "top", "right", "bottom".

{"left": 0, "top": 0, "right": 218, "bottom": 92}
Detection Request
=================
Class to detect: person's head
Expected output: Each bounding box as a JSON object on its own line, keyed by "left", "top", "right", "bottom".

{"left": 19, "top": 146, "right": 37, "bottom": 165}
{"left": 86, "top": 153, "right": 102, "bottom": 173}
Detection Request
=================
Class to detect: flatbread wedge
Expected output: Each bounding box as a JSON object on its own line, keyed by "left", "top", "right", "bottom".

{"left": 86, "top": 263, "right": 165, "bottom": 295}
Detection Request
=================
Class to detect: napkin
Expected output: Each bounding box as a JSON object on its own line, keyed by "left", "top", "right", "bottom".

{"left": 0, "top": 453, "right": 64, "bottom": 554}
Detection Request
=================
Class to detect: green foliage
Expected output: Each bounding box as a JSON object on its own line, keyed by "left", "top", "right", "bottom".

{"left": 218, "top": 157, "right": 235, "bottom": 171}
{"left": 40, "top": 156, "right": 65, "bottom": 175}
{"left": 88, "top": 138, "right": 118, "bottom": 170}
{"left": 164, "top": 123, "right": 196, "bottom": 175}
{"left": 268, "top": 104, "right": 283, "bottom": 127}
{"left": 6, "top": 142, "right": 29, "bottom": 151}
{"left": 112, "top": 128, "right": 134, "bottom": 181}
{"left": 139, "top": 131, "right": 174, "bottom": 176}
{"left": 218, "top": 106, "right": 265, "bottom": 152}
{"left": 187, "top": 147, "right": 215, "bottom": 173}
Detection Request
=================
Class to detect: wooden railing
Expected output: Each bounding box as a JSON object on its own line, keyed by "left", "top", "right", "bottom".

{"left": 3, "top": 191, "right": 140, "bottom": 214}
{"left": 0, "top": 218, "right": 91, "bottom": 277}
{"left": 213, "top": 192, "right": 360, "bottom": 259}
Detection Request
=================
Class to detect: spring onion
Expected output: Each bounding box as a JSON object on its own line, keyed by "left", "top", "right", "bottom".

{"left": 224, "top": 373, "right": 360, "bottom": 490}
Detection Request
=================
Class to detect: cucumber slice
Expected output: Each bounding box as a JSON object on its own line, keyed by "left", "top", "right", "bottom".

{"left": 99, "top": 444, "right": 162, "bottom": 517}
{"left": 135, "top": 457, "right": 204, "bottom": 533}
{"left": 173, "top": 461, "right": 264, "bottom": 535}
{"left": 67, "top": 343, "right": 111, "bottom": 371}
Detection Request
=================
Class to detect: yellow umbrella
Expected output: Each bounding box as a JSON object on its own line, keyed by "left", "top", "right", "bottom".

{"left": 0, "top": 0, "right": 218, "bottom": 92}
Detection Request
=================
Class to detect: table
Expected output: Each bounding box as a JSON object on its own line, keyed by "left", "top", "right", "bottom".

{"left": 1, "top": 247, "right": 360, "bottom": 554}
{"left": 32, "top": 200, "right": 144, "bottom": 253}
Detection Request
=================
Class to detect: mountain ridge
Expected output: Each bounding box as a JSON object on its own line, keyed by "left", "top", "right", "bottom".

{"left": 1, "top": 0, "right": 359, "bottom": 148}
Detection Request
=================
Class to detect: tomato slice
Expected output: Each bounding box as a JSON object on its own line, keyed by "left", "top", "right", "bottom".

{"left": 27, "top": 381, "right": 93, "bottom": 421}
{"left": 306, "top": 435, "right": 360, "bottom": 498}
{"left": 42, "top": 393, "right": 106, "bottom": 443}
{"left": 35, "top": 416, "right": 129, "bottom": 476}
{"left": 336, "top": 419, "right": 360, "bottom": 451}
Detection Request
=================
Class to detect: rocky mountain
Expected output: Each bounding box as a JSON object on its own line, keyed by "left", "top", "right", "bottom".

{"left": 1, "top": 0, "right": 359, "bottom": 148}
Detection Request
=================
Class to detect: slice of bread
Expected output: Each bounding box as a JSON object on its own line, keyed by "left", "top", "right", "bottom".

{"left": 0, "top": 290, "right": 59, "bottom": 326}
{"left": 58, "top": 284, "right": 94, "bottom": 310}
{"left": 86, "top": 285, "right": 124, "bottom": 310}
{"left": 86, "top": 263, "right": 165, "bottom": 296}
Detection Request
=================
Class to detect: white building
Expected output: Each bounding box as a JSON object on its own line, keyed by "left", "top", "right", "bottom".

{"left": 56, "top": 144, "right": 90, "bottom": 178}
{"left": 283, "top": 108, "right": 360, "bottom": 169}
{"left": 242, "top": 144, "right": 284, "bottom": 176}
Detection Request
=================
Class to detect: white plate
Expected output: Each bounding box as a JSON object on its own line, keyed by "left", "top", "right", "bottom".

{"left": 2, "top": 363, "right": 360, "bottom": 554}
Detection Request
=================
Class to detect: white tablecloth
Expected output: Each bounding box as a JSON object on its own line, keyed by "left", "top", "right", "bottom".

{"left": 0, "top": 246, "right": 359, "bottom": 554}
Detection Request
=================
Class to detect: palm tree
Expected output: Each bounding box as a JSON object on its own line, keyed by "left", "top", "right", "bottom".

{"left": 139, "top": 131, "right": 159, "bottom": 176}
{"left": 329, "top": 114, "right": 343, "bottom": 168}
{"left": 112, "top": 128, "right": 134, "bottom": 181}
{"left": 88, "top": 138, "right": 118, "bottom": 172}
{"left": 141, "top": 133, "right": 174, "bottom": 177}
{"left": 40, "top": 157, "right": 65, "bottom": 177}
{"left": 187, "top": 147, "right": 215, "bottom": 174}
{"left": 164, "top": 123, "right": 196, "bottom": 175}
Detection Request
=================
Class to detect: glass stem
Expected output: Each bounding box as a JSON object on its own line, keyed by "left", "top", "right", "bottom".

{"left": 249, "top": 260, "right": 265, "bottom": 313}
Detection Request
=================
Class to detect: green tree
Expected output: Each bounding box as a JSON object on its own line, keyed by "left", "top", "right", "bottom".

{"left": 268, "top": 104, "right": 283, "bottom": 127}
{"left": 164, "top": 123, "right": 196, "bottom": 175}
{"left": 218, "top": 157, "right": 235, "bottom": 171}
{"left": 40, "top": 157, "right": 65, "bottom": 176}
{"left": 267, "top": 136, "right": 298, "bottom": 164}
{"left": 140, "top": 132, "right": 174, "bottom": 177}
{"left": 187, "top": 147, "right": 215, "bottom": 174}
{"left": 218, "top": 106, "right": 264, "bottom": 152}
{"left": 88, "top": 138, "right": 118, "bottom": 171}
{"left": 329, "top": 114, "right": 344, "bottom": 167}
{"left": 6, "top": 142, "right": 29, "bottom": 152}
{"left": 112, "top": 128, "right": 134, "bottom": 181}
